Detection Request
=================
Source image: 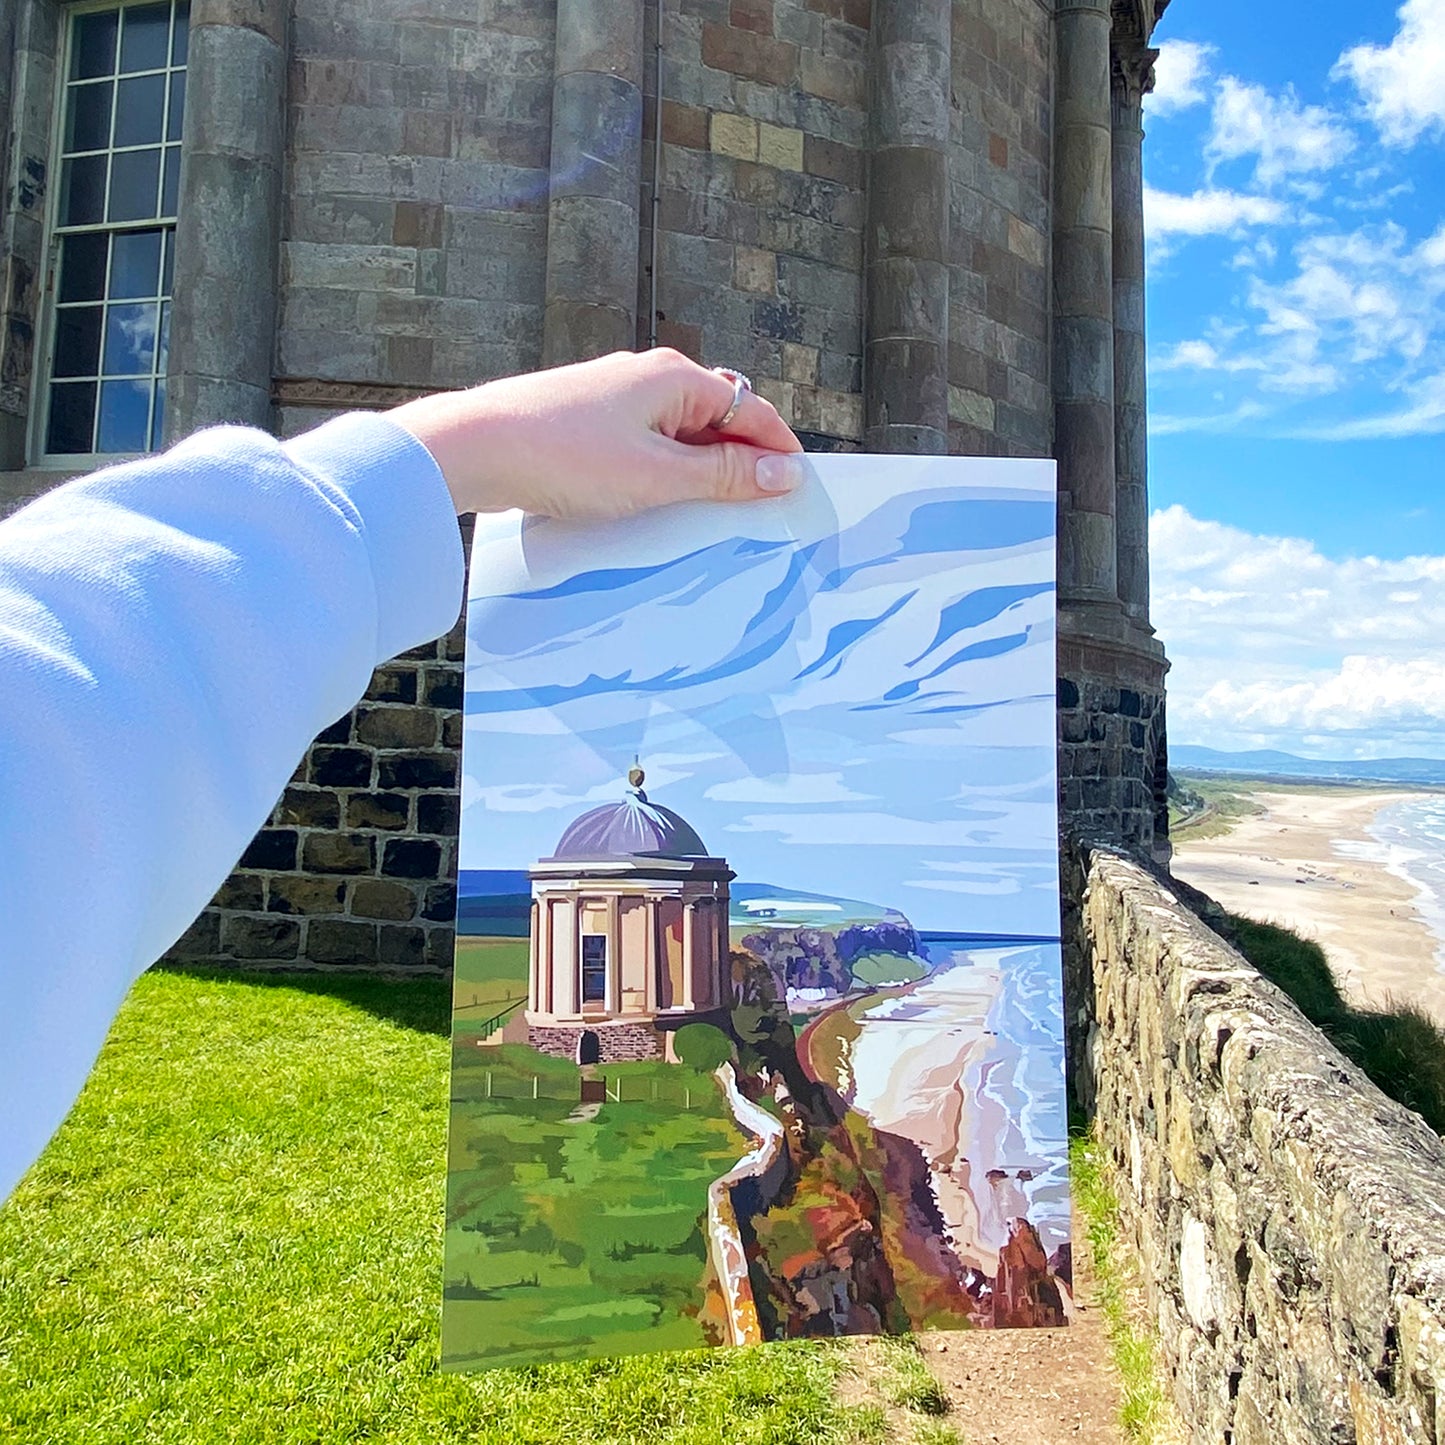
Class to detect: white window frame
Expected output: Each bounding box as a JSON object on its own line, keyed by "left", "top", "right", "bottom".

{"left": 29, "top": 0, "right": 188, "bottom": 469}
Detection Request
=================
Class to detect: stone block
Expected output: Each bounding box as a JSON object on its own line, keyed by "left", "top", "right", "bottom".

{"left": 378, "top": 925, "right": 428, "bottom": 967}
{"left": 240, "top": 828, "right": 298, "bottom": 871}
{"left": 303, "top": 832, "right": 377, "bottom": 874}
{"left": 352, "top": 879, "right": 420, "bottom": 922}
{"left": 803, "top": 133, "right": 864, "bottom": 187}
{"left": 701, "top": 23, "right": 799, "bottom": 85}
{"left": 365, "top": 666, "right": 419, "bottom": 705}
{"left": 222, "top": 914, "right": 300, "bottom": 960}
{"left": 549, "top": 70, "right": 643, "bottom": 204}
{"left": 308, "top": 919, "right": 378, "bottom": 965}
{"left": 356, "top": 705, "right": 438, "bottom": 750}
{"left": 729, "top": 0, "right": 773, "bottom": 35}
{"left": 309, "top": 746, "right": 373, "bottom": 788}
{"left": 422, "top": 884, "right": 458, "bottom": 922}
{"left": 800, "top": 50, "right": 864, "bottom": 108}
{"left": 383, "top": 838, "right": 444, "bottom": 879}
{"left": 213, "top": 874, "right": 265, "bottom": 911}
{"left": 948, "top": 385, "right": 995, "bottom": 430}
{"left": 267, "top": 876, "right": 347, "bottom": 915}
{"left": 758, "top": 121, "right": 804, "bottom": 170}
{"left": 169, "top": 911, "right": 222, "bottom": 958}
{"left": 709, "top": 111, "right": 759, "bottom": 160}
{"left": 347, "top": 793, "right": 411, "bottom": 831}
{"left": 423, "top": 668, "right": 463, "bottom": 709}
{"left": 417, "top": 793, "right": 461, "bottom": 836}
{"left": 662, "top": 99, "right": 710, "bottom": 149}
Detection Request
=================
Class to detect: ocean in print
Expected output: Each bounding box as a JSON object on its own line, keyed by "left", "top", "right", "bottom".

{"left": 444, "top": 454, "right": 1067, "bottom": 1370}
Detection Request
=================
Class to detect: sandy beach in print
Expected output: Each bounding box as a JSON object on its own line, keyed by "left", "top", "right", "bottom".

{"left": 1171, "top": 788, "right": 1445, "bottom": 1024}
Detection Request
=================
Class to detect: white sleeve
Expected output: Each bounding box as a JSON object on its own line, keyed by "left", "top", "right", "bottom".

{"left": 0, "top": 412, "right": 465, "bottom": 1203}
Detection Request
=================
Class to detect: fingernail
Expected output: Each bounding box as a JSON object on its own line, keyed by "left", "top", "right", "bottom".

{"left": 756, "top": 454, "right": 805, "bottom": 494}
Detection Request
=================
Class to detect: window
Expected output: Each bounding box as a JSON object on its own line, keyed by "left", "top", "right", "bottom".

{"left": 580, "top": 934, "right": 607, "bottom": 1004}
{"left": 41, "top": 1, "right": 189, "bottom": 460}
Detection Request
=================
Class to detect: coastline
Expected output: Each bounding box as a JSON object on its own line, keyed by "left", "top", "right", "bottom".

{"left": 1170, "top": 788, "right": 1445, "bottom": 1025}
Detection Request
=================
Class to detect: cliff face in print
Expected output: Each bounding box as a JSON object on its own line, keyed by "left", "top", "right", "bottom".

{"left": 444, "top": 455, "right": 1068, "bottom": 1371}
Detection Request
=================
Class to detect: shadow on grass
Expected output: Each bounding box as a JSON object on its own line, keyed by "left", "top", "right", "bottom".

{"left": 154, "top": 964, "right": 452, "bottom": 1036}
{"left": 1228, "top": 914, "right": 1445, "bottom": 1133}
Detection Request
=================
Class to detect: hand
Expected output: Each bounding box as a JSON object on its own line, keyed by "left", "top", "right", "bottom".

{"left": 389, "top": 349, "right": 806, "bottom": 520}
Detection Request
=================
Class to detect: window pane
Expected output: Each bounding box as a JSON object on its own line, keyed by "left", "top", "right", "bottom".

{"left": 161, "top": 145, "right": 181, "bottom": 216}
{"left": 171, "top": 3, "right": 190, "bottom": 65}
{"left": 47, "top": 381, "right": 97, "bottom": 454}
{"left": 150, "top": 379, "right": 167, "bottom": 450}
{"left": 108, "top": 147, "right": 160, "bottom": 222}
{"left": 72, "top": 12, "right": 118, "bottom": 81}
{"left": 65, "top": 81, "right": 113, "bottom": 153}
{"left": 111, "top": 229, "right": 163, "bottom": 298}
{"left": 53, "top": 307, "right": 103, "bottom": 378}
{"left": 157, "top": 300, "right": 170, "bottom": 373}
{"left": 60, "top": 154, "right": 108, "bottom": 226}
{"left": 103, "top": 302, "right": 157, "bottom": 375}
{"left": 59, "top": 234, "right": 110, "bottom": 303}
{"left": 114, "top": 74, "right": 165, "bottom": 147}
{"left": 166, "top": 72, "right": 185, "bottom": 141}
{"left": 119, "top": 4, "right": 170, "bottom": 73}
{"left": 162, "top": 230, "right": 175, "bottom": 294}
{"left": 98, "top": 379, "right": 151, "bottom": 452}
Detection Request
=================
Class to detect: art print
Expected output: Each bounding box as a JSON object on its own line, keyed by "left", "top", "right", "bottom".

{"left": 444, "top": 455, "right": 1068, "bottom": 1370}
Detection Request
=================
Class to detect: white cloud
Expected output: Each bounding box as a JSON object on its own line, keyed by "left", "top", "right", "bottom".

{"left": 1149, "top": 400, "right": 1268, "bottom": 436}
{"left": 1151, "top": 506, "right": 1445, "bottom": 755}
{"left": 1335, "top": 0, "right": 1445, "bottom": 146}
{"left": 1143, "top": 184, "right": 1289, "bottom": 244}
{"left": 1153, "top": 222, "right": 1445, "bottom": 421}
{"left": 1148, "top": 40, "right": 1216, "bottom": 115}
{"left": 704, "top": 772, "right": 874, "bottom": 804}
{"left": 1206, "top": 78, "right": 1354, "bottom": 186}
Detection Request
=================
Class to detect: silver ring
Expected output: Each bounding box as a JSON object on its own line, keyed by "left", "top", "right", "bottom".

{"left": 711, "top": 367, "right": 752, "bottom": 429}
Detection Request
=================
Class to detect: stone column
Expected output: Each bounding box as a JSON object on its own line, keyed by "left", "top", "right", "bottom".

{"left": 0, "top": 0, "right": 60, "bottom": 469}
{"left": 1052, "top": 0, "right": 1117, "bottom": 600}
{"left": 605, "top": 895, "right": 622, "bottom": 1014}
{"left": 541, "top": 0, "right": 644, "bottom": 365}
{"left": 165, "top": 0, "right": 286, "bottom": 439}
{"left": 1112, "top": 43, "right": 1154, "bottom": 622}
{"left": 864, "top": 0, "right": 950, "bottom": 453}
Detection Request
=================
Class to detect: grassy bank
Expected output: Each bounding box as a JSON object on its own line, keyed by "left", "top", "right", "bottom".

{"left": 1227, "top": 914, "right": 1445, "bottom": 1132}
{"left": 0, "top": 968, "right": 864, "bottom": 1445}
{"left": 1068, "top": 1135, "right": 1179, "bottom": 1442}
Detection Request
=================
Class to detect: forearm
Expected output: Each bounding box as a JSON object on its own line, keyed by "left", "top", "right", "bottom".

{"left": 0, "top": 414, "right": 464, "bottom": 1201}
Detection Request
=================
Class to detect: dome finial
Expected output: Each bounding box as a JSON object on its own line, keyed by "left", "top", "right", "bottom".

{"left": 627, "top": 755, "right": 645, "bottom": 790}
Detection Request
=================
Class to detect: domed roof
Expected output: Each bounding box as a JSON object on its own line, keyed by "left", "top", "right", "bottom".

{"left": 550, "top": 766, "right": 710, "bottom": 860}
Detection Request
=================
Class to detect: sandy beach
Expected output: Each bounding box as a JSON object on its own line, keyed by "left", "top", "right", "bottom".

{"left": 1170, "top": 789, "right": 1445, "bottom": 1024}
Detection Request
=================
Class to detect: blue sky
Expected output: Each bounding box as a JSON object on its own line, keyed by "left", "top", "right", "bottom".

{"left": 459, "top": 460, "right": 1061, "bottom": 937}
{"left": 1143, "top": 0, "right": 1445, "bottom": 757}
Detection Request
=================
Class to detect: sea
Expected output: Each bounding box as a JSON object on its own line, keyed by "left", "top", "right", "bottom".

{"left": 1342, "top": 795, "right": 1445, "bottom": 971}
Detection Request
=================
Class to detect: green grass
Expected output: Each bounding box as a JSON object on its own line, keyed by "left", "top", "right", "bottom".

{"left": 0, "top": 968, "right": 854, "bottom": 1444}
{"left": 1068, "top": 1135, "right": 1175, "bottom": 1441}
{"left": 445, "top": 1045, "right": 745, "bottom": 1370}
{"left": 1227, "top": 914, "right": 1445, "bottom": 1132}
{"left": 1167, "top": 774, "right": 1267, "bottom": 842}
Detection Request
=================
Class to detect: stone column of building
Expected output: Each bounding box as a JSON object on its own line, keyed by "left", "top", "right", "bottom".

{"left": 1052, "top": 0, "right": 1118, "bottom": 600}
{"left": 541, "top": 0, "right": 644, "bottom": 366}
{"left": 0, "top": 0, "right": 59, "bottom": 471}
{"left": 863, "top": 0, "right": 950, "bottom": 453}
{"left": 1112, "top": 41, "right": 1155, "bottom": 622}
{"left": 165, "top": 0, "right": 286, "bottom": 438}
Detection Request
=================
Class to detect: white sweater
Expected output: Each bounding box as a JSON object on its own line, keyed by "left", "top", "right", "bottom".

{"left": 0, "top": 414, "right": 466, "bottom": 1204}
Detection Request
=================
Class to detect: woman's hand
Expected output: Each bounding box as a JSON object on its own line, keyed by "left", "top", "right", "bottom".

{"left": 390, "top": 348, "right": 806, "bottom": 520}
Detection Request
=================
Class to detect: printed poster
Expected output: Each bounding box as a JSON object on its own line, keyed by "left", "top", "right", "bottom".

{"left": 444, "top": 455, "right": 1068, "bottom": 1370}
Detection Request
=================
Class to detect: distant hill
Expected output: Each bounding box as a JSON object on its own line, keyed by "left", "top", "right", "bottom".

{"left": 1171, "top": 746, "right": 1445, "bottom": 788}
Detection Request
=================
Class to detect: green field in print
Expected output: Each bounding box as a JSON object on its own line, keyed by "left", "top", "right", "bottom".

{"left": 444, "top": 952, "right": 747, "bottom": 1370}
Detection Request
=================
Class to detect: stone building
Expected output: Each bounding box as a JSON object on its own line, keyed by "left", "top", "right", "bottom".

{"left": 525, "top": 765, "right": 734, "bottom": 1064}
{"left": 0, "top": 0, "right": 1170, "bottom": 971}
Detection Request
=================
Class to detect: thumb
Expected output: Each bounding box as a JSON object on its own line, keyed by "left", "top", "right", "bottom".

{"left": 661, "top": 438, "right": 808, "bottom": 504}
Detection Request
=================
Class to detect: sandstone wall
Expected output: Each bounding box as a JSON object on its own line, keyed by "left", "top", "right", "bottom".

{"left": 1065, "top": 844, "right": 1445, "bottom": 1443}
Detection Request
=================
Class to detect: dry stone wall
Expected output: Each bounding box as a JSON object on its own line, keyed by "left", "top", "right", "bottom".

{"left": 1065, "top": 844, "right": 1445, "bottom": 1444}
